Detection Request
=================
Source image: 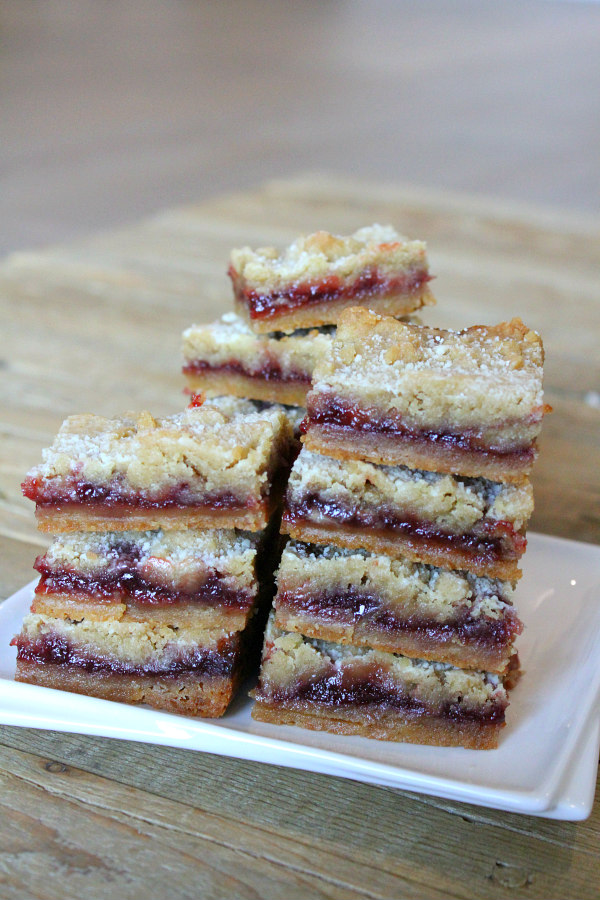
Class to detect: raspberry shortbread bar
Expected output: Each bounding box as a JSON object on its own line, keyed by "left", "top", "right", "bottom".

{"left": 183, "top": 313, "right": 333, "bottom": 406}
{"left": 229, "top": 225, "right": 434, "bottom": 334}
{"left": 22, "top": 398, "right": 294, "bottom": 533}
{"left": 13, "top": 613, "right": 255, "bottom": 717}
{"left": 31, "top": 528, "right": 273, "bottom": 632}
{"left": 251, "top": 614, "right": 516, "bottom": 749}
{"left": 281, "top": 449, "right": 533, "bottom": 580}
{"left": 274, "top": 541, "right": 521, "bottom": 673}
{"left": 303, "top": 309, "right": 547, "bottom": 483}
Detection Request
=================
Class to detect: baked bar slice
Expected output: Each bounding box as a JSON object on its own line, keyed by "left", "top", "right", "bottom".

{"left": 281, "top": 449, "right": 533, "bottom": 580}
{"left": 251, "top": 615, "right": 515, "bottom": 749}
{"left": 12, "top": 613, "right": 256, "bottom": 717}
{"left": 229, "top": 225, "right": 435, "bottom": 334}
{"left": 274, "top": 541, "right": 521, "bottom": 673}
{"left": 31, "top": 528, "right": 274, "bottom": 632}
{"left": 22, "top": 397, "right": 294, "bottom": 533}
{"left": 304, "top": 309, "right": 547, "bottom": 483}
{"left": 182, "top": 313, "right": 333, "bottom": 406}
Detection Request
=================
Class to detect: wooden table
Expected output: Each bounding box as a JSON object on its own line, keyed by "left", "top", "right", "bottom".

{"left": 1, "top": 175, "right": 599, "bottom": 899}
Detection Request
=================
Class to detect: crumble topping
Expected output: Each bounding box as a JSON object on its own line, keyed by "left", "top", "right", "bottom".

{"left": 18, "top": 613, "right": 231, "bottom": 665}
{"left": 40, "top": 528, "right": 262, "bottom": 591}
{"left": 230, "top": 225, "right": 429, "bottom": 293}
{"left": 310, "top": 308, "right": 545, "bottom": 428}
{"left": 277, "top": 540, "right": 514, "bottom": 620}
{"left": 285, "top": 449, "right": 533, "bottom": 533}
{"left": 24, "top": 398, "right": 293, "bottom": 502}
{"left": 183, "top": 314, "right": 332, "bottom": 377}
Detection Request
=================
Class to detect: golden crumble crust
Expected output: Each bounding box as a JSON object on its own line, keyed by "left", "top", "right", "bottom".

{"left": 285, "top": 449, "right": 533, "bottom": 534}
{"left": 23, "top": 398, "right": 294, "bottom": 516}
{"left": 182, "top": 313, "right": 332, "bottom": 379}
{"left": 17, "top": 613, "right": 232, "bottom": 665}
{"left": 40, "top": 528, "right": 261, "bottom": 593}
{"left": 309, "top": 308, "right": 546, "bottom": 432}
{"left": 276, "top": 541, "right": 514, "bottom": 617}
{"left": 230, "top": 225, "right": 430, "bottom": 293}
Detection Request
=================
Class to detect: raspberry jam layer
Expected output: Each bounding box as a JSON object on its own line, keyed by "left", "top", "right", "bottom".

{"left": 276, "top": 590, "right": 522, "bottom": 649}
{"left": 22, "top": 474, "right": 254, "bottom": 510}
{"left": 284, "top": 494, "right": 526, "bottom": 564}
{"left": 183, "top": 359, "right": 311, "bottom": 384}
{"left": 257, "top": 665, "right": 506, "bottom": 725}
{"left": 230, "top": 266, "right": 430, "bottom": 323}
{"left": 34, "top": 562, "right": 254, "bottom": 610}
{"left": 306, "top": 396, "right": 535, "bottom": 460}
{"left": 13, "top": 632, "right": 239, "bottom": 677}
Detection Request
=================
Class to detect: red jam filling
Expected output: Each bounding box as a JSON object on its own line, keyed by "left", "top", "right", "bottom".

{"left": 13, "top": 631, "right": 239, "bottom": 677}
{"left": 276, "top": 589, "right": 522, "bottom": 649}
{"left": 284, "top": 494, "right": 526, "bottom": 563}
{"left": 34, "top": 563, "right": 254, "bottom": 609}
{"left": 257, "top": 665, "right": 506, "bottom": 724}
{"left": 307, "top": 396, "right": 535, "bottom": 460}
{"left": 21, "top": 474, "right": 256, "bottom": 511}
{"left": 230, "top": 265, "right": 430, "bottom": 322}
{"left": 183, "top": 358, "right": 311, "bottom": 384}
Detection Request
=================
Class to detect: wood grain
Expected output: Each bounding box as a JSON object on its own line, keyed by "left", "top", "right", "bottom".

{"left": 1, "top": 175, "right": 599, "bottom": 899}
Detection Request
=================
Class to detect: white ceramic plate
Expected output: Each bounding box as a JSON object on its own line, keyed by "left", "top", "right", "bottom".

{"left": 1, "top": 533, "right": 599, "bottom": 820}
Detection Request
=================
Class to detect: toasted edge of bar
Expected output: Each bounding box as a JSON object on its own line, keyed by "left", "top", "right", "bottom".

{"left": 35, "top": 502, "right": 274, "bottom": 534}
{"left": 303, "top": 425, "right": 534, "bottom": 484}
{"left": 281, "top": 518, "right": 522, "bottom": 581}
{"left": 251, "top": 701, "right": 502, "bottom": 749}
{"left": 31, "top": 591, "right": 255, "bottom": 633}
{"left": 273, "top": 608, "right": 516, "bottom": 674}
{"left": 234, "top": 288, "right": 435, "bottom": 335}
{"left": 184, "top": 370, "right": 309, "bottom": 407}
{"left": 16, "top": 659, "right": 240, "bottom": 717}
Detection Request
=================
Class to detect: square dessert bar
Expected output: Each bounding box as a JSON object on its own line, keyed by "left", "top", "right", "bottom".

{"left": 13, "top": 613, "right": 256, "bottom": 717}
{"left": 31, "top": 528, "right": 274, "bottom": 633}
{"left": 274, "top": 541, "right": 521, "bottom": 673}
{"left": 229, "top": 224, "right": 435, "bottom": 334}
{"left": 303, "top": 309, "right": 547, "bottom": 483}
{"left": 251, "top": 614, "right": 516, "bottom": 749}
{"left": 22, "top": 397, "right": 294, "bottom": 533}
{"left": 182, "top": 313, "right": 333, "bottom": 406}
{"left": 281, "top": 449, "right": 533, "bottom": 581}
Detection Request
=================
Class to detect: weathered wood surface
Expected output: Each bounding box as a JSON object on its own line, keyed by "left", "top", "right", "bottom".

{"left": 1, "top": 175, "right": 599, "bottom": 899}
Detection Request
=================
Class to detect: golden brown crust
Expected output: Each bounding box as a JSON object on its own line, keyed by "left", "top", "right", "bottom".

{"left": 31, "top": 592, "right": 252, "bottom": 632}
{"left": 184, "top": 370, "right": 309, "bottom": 407}
{"left": 281, "top": 518, "right": 523, "bottom": 581}
{"left": 234, "top": 288, "right": 435, "bottom": 335}
{"left": 303, "top": 426, "right": 534, "bottom": 484}
{"left": 16, "top": 659, "right": 239, "bottom": 717}
{"left": 251, "top": 701, "right": 502, "bottom": 749}
{"left": 273, "top": 609, "right": 514, "bottom": 674}
{"left": 35, "top": 502, "right": 274, "bottom": 534}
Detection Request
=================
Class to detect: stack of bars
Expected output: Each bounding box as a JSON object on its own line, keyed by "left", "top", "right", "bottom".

{"left": 12, "top": 223, "right": 435, "bottom": 721}
{"left": 252, "top": 308, "right": 548, "bottom": 749}
{"left": 182, "top": 224, "right": 435, "bottom": 407}
{"left": 13, "top": 398, "right": 295, "bottom": 717}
